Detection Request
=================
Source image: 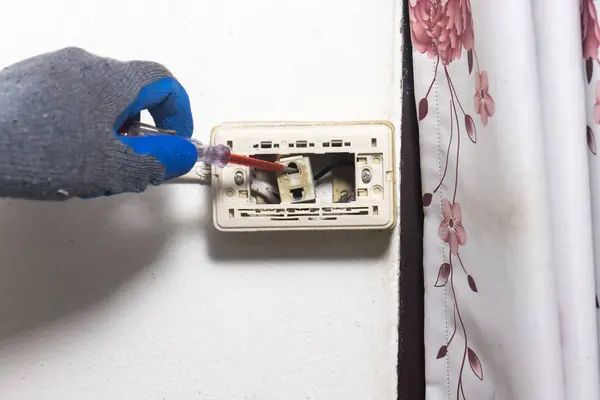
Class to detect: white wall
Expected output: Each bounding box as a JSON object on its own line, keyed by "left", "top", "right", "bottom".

{"left": 0, "top": 1, "right": 402, "bottom": 399}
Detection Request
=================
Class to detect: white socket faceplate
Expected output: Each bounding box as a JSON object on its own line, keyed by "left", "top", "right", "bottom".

{"left": 211, "top": 121, "right": 397, "bottom": 232}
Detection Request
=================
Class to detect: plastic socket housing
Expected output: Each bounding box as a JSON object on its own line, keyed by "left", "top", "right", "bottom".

{"left": 211, "top": 121, "right": 396, "bottom": 232}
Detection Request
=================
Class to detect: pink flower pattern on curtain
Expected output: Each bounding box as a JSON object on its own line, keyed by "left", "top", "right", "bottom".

{"left": 410, "top": 0, "right": 600, "bottom": 397}
{"left": 582, "top": 0, "right": 600, "bottom": 155}
{"left": 409, "top": 0, "right": 493, "bottom": 398}
{"left": 582, "top": 0, "right": 600, "bottom": 312}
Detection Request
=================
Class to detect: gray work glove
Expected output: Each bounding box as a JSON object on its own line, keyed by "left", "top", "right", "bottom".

{"left": 0, "top": 47, "right": 198, "bottom": 200}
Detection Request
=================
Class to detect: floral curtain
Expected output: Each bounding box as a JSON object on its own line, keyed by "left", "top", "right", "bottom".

{"left": 408, "top": 0, "right": 600, "bottom": 398}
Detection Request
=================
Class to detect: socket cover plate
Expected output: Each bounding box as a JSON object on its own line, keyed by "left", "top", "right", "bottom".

{"left": 211, "top": 121, "right": 396, "bottom": 232}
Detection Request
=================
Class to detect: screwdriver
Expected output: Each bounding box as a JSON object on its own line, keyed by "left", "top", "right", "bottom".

{"left": 120, "top": 122, "right": 295, "bottom": 174}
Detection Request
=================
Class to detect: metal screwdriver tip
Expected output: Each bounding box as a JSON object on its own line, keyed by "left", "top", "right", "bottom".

{"left": 283, "top": 166, "right": 298, "bottom": 174}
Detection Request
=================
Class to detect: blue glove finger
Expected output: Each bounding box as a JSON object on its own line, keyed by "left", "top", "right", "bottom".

{"left": 115, "top": 76, "right": 195, "bottom": 180}
{"left": 115, "top": 76, "right": 194, "bottom": 138}
{"left": 119, "top": 135, "right": 198, "bottom": 181}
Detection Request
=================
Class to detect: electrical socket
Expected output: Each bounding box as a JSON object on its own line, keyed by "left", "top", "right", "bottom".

{"left": 211, "top": 121, "right": 396, "bottom": 232}
{"left": 276, "top": 155, "right": 316, "bottom": 204}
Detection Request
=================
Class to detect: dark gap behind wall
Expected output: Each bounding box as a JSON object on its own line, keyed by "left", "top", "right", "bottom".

{"left": 398, "top": 0, "right": 426, "bottom": 398}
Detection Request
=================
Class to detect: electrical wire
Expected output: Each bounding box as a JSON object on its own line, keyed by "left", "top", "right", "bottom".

{"left": 251, "top": 180, "right": 280, "bottom": 204}
{"left": 168, "top": 162, "right": 212, "bottom": 185}
{"left": 313, "top": 161, "right": 354, "bottom": 181}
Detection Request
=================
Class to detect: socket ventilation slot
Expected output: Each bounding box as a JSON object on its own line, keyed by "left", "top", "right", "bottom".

{"left": 249, "top": 140, "right": 374, "bottom": 149}
{"left": 233, "top": 206, "right": 373, "bottom": 221}
{"left": 246, "top": 138, "right": 380, "bottom": 151}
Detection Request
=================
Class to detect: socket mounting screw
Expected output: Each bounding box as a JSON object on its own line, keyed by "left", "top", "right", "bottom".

{"left": 361, "top": 168, "right": 372, "bottom": 184}
{"left": 234, "top": 171, "right": 245, "bottom": 186}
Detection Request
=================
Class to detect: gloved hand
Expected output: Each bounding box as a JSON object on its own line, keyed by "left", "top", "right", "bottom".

{"left": 0, "top": 47, "right": 198, "bottom": 200}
